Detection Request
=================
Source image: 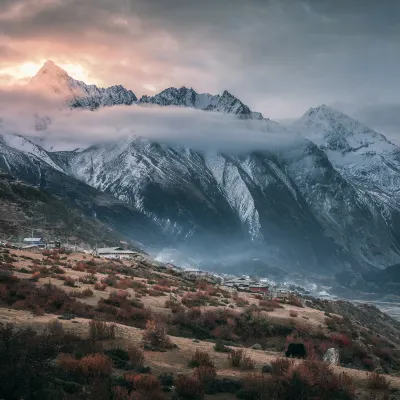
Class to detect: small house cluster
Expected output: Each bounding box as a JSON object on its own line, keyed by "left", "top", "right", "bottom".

{"left": 94, "top": 247, "right": 139, "bottom": 260}
{"left": 223, "top": 277, "right": 270, "bottom": 296}
{"left": 22, "top": 238, "right": 61, "bottom": 250}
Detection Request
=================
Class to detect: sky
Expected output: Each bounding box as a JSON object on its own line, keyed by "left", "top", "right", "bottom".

{"left": 0, "top": 0, "right": 399, "bottom": 133}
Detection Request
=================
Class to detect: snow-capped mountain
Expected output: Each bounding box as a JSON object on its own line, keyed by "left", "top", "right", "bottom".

{"left": 140, "top": 87, "right": 265, "bottom": 120}
{"left": 2, "top": 61, "right": 400, "bottom": 280}
{"left": 296, "top": 105, "right": 400, "bottom": 210}
{"left": 29, "top": 61, "right": 137, "bottom": 109}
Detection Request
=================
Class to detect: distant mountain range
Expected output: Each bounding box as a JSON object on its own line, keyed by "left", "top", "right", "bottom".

{"left": 1, "top": 61, "right": 400, "bottom": 291}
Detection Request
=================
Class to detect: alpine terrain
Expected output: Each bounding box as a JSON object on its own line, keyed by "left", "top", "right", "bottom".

{"left": 1, "top": 61, "right": 400, "bottom": 290}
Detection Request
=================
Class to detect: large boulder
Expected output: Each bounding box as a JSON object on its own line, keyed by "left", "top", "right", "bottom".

{"left": 323, "top": 348, "right": 340, "bottom": 365}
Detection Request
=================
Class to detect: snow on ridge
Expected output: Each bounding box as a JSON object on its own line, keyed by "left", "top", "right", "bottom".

{"left": 0, "top": 133, "right": 63, "bottom": 172}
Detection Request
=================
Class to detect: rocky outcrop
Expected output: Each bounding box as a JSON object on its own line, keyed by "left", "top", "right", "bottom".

{"left": 323, "top": 348, "right": 340, "bottom": 366}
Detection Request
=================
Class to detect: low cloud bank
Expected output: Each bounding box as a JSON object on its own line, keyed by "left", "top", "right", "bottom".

{"left": 0, "top": 86, "right": 301, "bottom": 152}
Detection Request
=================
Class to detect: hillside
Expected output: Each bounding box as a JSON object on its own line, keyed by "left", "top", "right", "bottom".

{"left": 1, "top": 246, "right": 400, "bottom": 399}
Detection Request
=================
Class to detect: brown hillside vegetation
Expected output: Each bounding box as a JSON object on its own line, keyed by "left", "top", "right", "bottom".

{"left": 1, "top": 246, "right": 400, "bottom": 399}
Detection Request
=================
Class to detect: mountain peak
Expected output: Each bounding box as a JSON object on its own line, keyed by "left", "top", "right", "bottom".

{"left": 28, "top": 60, "right": 137, "bottom": 109}
{"left": 33, "top": 60, "right": 69, "bottom": 80}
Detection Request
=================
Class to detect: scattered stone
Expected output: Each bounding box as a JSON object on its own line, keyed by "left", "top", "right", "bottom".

{"left": 323, "top": 348, "right": 340, "bottom": 366}
{"left": 251, "top": 344, "right": 262, "bottom": 350}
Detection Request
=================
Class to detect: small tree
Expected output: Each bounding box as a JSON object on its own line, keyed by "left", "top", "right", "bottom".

{"left": 142, "top": 318, "right": 173, "bottom": 351}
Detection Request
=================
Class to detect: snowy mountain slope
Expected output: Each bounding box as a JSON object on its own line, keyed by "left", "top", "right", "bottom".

{"left": 29, "top": 61, "right": 137, "bottom": 109}
{"left": 296, "top": 105, "right": 400, "bottom": 208}
{"left": 51, "top": 132, "right": 400, "bottom": 274}
{"left": 0, "top": 134, "right": 164, "bottom": 246}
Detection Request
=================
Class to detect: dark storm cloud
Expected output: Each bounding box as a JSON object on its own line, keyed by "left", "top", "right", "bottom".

{"left": 0, "top": 0, "right": 399, "bottom": 122}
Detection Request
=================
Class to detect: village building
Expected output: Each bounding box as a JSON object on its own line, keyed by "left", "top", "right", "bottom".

{"left": 248, "top": 283, "right": 270, "bottom": 295}
{"left": 22, "top": 237, "right": 46, "bottom": 248}
{"left": 95, "top": 247, "right": 139, "bottom": 259}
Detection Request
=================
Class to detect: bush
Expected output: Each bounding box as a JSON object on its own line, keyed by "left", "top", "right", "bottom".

{"left": 159, "top": 372, "right": 174, "bottom": 386}
{"left": 182, "top": 291, "right": 210, "bottom": 307}
{"left": 80, "top": 353, "right": 113, "bottom": 377}
{"left": 366, "top": 372, "right": 390, "bottom": 391}
{"left": 214, "top": 339, "right": 231, "bottom": 353}
{"left": 270, "top": 357, "right": 293, "bottom": 375}
{"left": 227, "top": 348, "right": 255, "bottom": 370}
{"left": 236, "top": 297, "right": 249, "bottom": 307}
{"left": 0, "top": 323, "right": 63, "bottom": 399}
{"left": 188, "top": 349, "right": 215, "bottom": 368}
{"left": 240, "top": 354, "right": 256, "bottom": 370}
{"left": 132, "top": 373, "right": 161, "bottom": 392}
{"left": 288, "top": 294, "right": 304, "bottom": 308}
{"left": 59, "top": 353, "right": 113, "bottom": 377}
{"left": 228, "top": 349, "right": 244, "bottom": 367}
{"left": 238, "top": 360, "right": 355, "bottom": 400}
{"left": 64, "top": 276, "right": 77, "bottom": 287}
{"left": 289, "top": 310, "right": 298, "bottom": 318}
{"left": 94, "top": 282, "right": 107, "bottom": 291}
{"left": 142, "top": 319, "right": 173, "bottom": 351}
{"left": 128, "top": 345, "right": 145, "bottom": 368}
{"left": 165, "top": 298, "right": 184, "bottom": 313}
{"left": 79, "top": 274, "right": 98, "bottom": 284}
{"left": 259, "top": 299, "right": 283, "bottom": 311}
{"left": 175, "top": 375, "right": 204, "bottom": 400}
{"left": 194, "top": 365, "right": 217, "bottom": 388}
{"left": 89, "top": 320, "right": 117, "bottom": 341}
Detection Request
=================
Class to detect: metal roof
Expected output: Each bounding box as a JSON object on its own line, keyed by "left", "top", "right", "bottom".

{"left": 23, "top": 238, "right": 43, "bottom": 242}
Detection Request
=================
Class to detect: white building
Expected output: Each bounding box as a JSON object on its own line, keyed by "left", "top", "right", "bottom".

{"left": 22, "top": 237, "right": 45, "bottom": 248}
{"left": 95, "top": 247, "right": 138, "bottom": 259}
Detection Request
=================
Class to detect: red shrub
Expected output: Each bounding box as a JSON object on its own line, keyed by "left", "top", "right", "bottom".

{"left": 270, "top": 357, "right": 293, "bottom": 375}
{"left": 79, "top": 353, "right": 113, "bottom": 377}
{"left": 57, "top": 353, "right": 80, "bottom": 373}
{"left": 153, "top": 284, "right": 170, "bottom": 293}
{"left": 72, "top": 262, "right": 86, "bottom": 272}
{"left": 142, "top": 319, "right": 173, "bottom": 350}
{"left": 175, "top": 375, "right": 204, "bottom": 400}
{"left": 259, "top": 299, "right": 283, "bottom": 311}
{"left": 165, "top": 299, "right": 184, "bottom": 313}
{"left": 240, "top": 361, "right": 355, "bottom": 400}
{"left": 188, "top": 349, "right": 214, "bottom": 368}
{"left": 182, "top": 291, "right": 210, "bottom": 307}
{"left": 94, "top": 282, "right": 107, "bottom": 291}
{"left": 133, "top": 374, "right": 161, "bottom": 391}
{"left": 89, "top": 320, "right": 117, "bottom": 341}
{"left": 330, "top": 332, "right": 352, "bottom": 347}
{"left": 194, "top": 365, "right": 217, "bottom": 386}
{"left": 64, "top": 276, "right": 77, "bottom": 287}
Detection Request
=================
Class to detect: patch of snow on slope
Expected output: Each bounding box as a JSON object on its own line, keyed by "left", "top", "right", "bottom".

{"left": 1, "top": 133, "right": 63, "bottom": 172}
